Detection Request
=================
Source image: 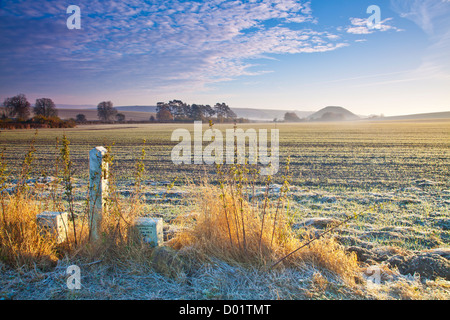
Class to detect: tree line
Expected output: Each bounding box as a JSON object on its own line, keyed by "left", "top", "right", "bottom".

{"left": 94, "top": 99, "right": 244, "bottom": 123}
{"left": 1, "top": 94, "right": 245, "bottom": 127}
{"left": 155, "top": 100, "right": 239, "bottom": 123}
{"left": 1, "top": 94, "right": 76, "bottom": 128}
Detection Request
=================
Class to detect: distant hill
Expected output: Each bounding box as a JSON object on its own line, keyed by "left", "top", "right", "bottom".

{"left": 232, "top": 108, "right": 313, "bottom": 121}
{"left": 116, "top": 106, "right": 157, "bottom": 113}
{"left": 374, "top": 111, "right": 450, "bottom": 121}
{"left": 57, "top": 108, "right": 155, "bottom": 121}
{"left": 308, "top": 106, "right": 359, "bottom": 121}
{"left": 56, "top": 104, "right": 96, "bottom": 110}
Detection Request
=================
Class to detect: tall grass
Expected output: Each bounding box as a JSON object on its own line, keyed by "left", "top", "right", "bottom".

{"left": 170, "top": 161, "right": 359, "bottom": 283}
{"left": 0, "top": 193, "right": 59, "bottom": 269}
{"left": 60, "top": 134, "right": 77, "bottom": 246}
{"left": 0, "top": 140, "right": 58, "bottom": 269}
{"left": 0, "top": 134, "right": 148, "bottom": 269}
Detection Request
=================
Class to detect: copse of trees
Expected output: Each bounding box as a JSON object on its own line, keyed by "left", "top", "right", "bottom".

{"left": 1, "top": 94, "right": 75, "bottom": 129}
{"left": 214, "top": 102, "right": 236, "bottom": 122}
{"left": 284, "top": 112, "right": 303, "bottom": 122}
{"left": 164, "top": 100, "right": 190, "bottom": 120}
{"left": 156, "top": 103, "right": 174, "bottom": 122}
{"left": 3, "top": 95, "right": 58, "bottom": 119}
{"left": 155, "top": 100, "right": 237, "bottom": 123}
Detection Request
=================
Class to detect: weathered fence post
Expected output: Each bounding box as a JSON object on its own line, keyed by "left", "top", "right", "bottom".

{"left": 89, "top": 146, "right": 109, "bottom": 241}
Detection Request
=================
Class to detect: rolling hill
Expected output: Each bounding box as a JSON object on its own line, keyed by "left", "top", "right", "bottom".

{"left": 115, "top": 106, "right": 157, "bottom": 113}
{"left": 57, "top": 108, "right": 155, "bottom": 121}
{"left": 55, "top": 104, "right": 96, "bottom": 110}
{"left": 374, "top": 111, "right": 450, "bottom": 121}
{"left": 308, "top": 106, "right": 360, "bottom": 121}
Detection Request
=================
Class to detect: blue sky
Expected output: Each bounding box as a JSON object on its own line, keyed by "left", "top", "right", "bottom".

{"left": 0, "top": 0, "right": 449, "bottom": 116}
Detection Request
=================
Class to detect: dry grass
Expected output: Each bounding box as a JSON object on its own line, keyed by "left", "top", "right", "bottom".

{"left": 169, "top": 184, "right": 359, "bottom": 284}
{"left": 0, "top": 179, "right": 150, "bottom": 271}
{"left": 64, "top": 185, "right": 154, "bottom": 267}
{"left": 0, "top": 193, "right": 59, "bottom": 269}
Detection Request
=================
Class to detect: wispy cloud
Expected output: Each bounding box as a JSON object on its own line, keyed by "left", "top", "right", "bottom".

{"left": 0, "top": 0, "right": 347, "bottom": 94}
{"left": 346, "top": 17, "right": 403, "bottom": 35}
{"left": 390, "top": 0, "right": 450, "bottom": 79}
{"left": 390, "top": 0, "right": 450, "bottom": 35}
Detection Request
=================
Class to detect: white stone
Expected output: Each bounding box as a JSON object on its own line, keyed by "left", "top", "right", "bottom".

{"left": 89, "top": 146, "right": 109, "bottom": 241}
{"left": 134, "top": 217, "right": 163, "bottom": 247}
{"left": 36, "top": 211, "right": 69, "bottom": 243}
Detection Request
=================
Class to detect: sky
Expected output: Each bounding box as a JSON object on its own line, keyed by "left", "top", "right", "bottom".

{"left": 0, "top": 0, "right": 449, "bottom": 116}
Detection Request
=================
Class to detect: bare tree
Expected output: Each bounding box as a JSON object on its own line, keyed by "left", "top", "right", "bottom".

{"left": 75, "top": 114, "right": 87, "bottom": 123}
{"left": 34, "top": 98, "right": 58, "bottom": 117}
{"left": 97, "top": 101, "right": 117, "bottom": 122}
{"left": 3, "top": 94, "right": 31, "bottom": 120}
{"left": 115, "top": 113, "right": 126, "bottom": 122}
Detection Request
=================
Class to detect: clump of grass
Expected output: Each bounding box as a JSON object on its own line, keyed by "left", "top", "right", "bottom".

{"left": 0, "top": 193, "right": 59, "bottom": 269}
{"left": 170, "top": 184, "right": 291, "bottom": 265}
{"left": 297, "top": 233, "right": 359, "bottom": 282}
{"left": 170, "top": 183, "right": 359, "bottom": 284}
{"left": 0, "top": 134, "right": 58, "bottom": 269}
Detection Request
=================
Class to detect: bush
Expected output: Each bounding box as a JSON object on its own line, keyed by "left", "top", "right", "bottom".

{"left": 0, "top": 115, "right": 76, "bottom": 129}
{"left": 75, "top": 114, "right": 87, "bottom": 123}
{"left": 32, "top": 115, "right": 76, "bottom": 128}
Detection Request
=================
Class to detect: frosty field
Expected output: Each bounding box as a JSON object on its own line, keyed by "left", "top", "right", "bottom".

{"left": 1, "top": 119, "right": 449, "bottom": 300}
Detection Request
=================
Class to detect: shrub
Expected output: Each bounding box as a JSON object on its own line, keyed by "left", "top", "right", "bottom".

{"left": 0, "top": 115, "right": 76, "bottom": 129}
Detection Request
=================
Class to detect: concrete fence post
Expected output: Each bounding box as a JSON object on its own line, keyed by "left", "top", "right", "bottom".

{"left": 134, "top": 217, "right": 164, "bottom": 247}
{"left": 89, "top": 146, "right": 109, "bottom": 241}
{"left": 36, "top": 211, "right": 69, "bottom": 243}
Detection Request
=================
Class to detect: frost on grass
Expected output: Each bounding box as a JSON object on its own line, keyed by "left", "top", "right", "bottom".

{"left": 1, "top": 257, "right": 449, "bottom": 300}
